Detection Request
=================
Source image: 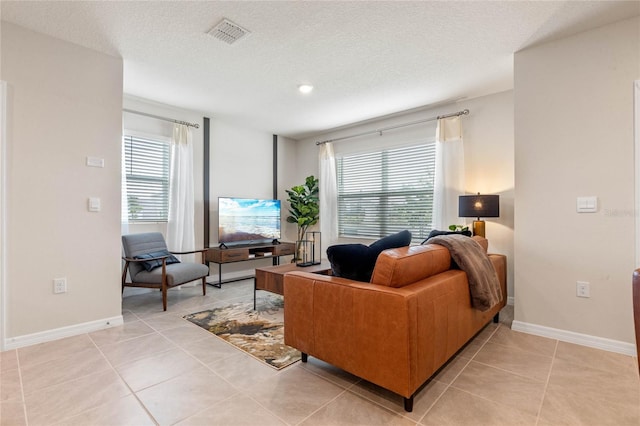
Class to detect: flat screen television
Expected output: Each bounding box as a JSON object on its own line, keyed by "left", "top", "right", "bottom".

{"left": 218, "top": 197, "right": 281, "bottom": 245}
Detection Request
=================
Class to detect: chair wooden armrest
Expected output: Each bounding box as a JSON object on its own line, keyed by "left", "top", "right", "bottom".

{"left": 170, "top": 248, "right": 208, "bottom": 255}
{"left": 169, "top": 248, "right": 208, "bottom": 263}
{"left": 122, "top": 256, "right": 170, "bottom": 263}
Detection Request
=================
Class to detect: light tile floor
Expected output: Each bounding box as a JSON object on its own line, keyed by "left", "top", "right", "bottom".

{"left": 1, "top": 280, "right": 639, "bottom": 425}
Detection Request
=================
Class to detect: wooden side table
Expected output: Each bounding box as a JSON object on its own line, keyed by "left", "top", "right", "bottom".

{"left": 254, "top": 262, "right": 332, "bottom": 309}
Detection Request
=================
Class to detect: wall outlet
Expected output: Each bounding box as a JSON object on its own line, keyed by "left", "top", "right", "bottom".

{"left": 576, "top": 281, "right": 590, "bottom": 298}
{"left": 53, "top": 277, "right": 67, "bottom": 294}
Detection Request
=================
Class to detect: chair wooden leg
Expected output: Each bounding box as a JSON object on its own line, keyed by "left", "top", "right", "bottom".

{"left": 162, "top": 287, "right": 167, "bottom": 311}
{"left": 161, "top": 262, "right": 168, "bottom": 311}
{"left": 202, "top": 277, "right": 207, "bottom": 295}
{"left": 121, "top": 262, "right": 129, "bottom": 295}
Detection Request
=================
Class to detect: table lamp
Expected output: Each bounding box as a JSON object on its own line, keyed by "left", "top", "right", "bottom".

{"left": 458, "top": 193, "right": 500, "bottom": 238}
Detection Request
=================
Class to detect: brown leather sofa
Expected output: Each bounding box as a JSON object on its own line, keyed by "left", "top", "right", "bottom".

{"left": 283, "top": 236, "right": 506, "bottom": 412}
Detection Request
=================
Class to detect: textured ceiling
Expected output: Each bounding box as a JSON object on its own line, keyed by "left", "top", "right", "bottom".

{"left": 1, "top": 1, "right": 639, "bottom": 139}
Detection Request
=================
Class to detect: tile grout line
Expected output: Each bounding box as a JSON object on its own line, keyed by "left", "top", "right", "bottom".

{"left": 416, "top": 325, "right": 497, "bottom": 424}
{"left": 111, "top": 308, "right": 256, "bottom": 426}
{"left": 18, "top": 332, "right": 163, "bottom": 425}
{"left": 86, "top": 331, "right": 160, "bottom": 426}
{"left": 468, "top": 359, "right": 548, "bottom": 384}
{"left": 146, "top": 308, "right": 292, "bottom": 426}
{"left": 482, "top": 338, "right": 555, "bottom": 359}
{"left": 534, "top": 339, "right": 559, "bottom": 426}
{"left": 293, "top": 387, "right": 352, "bottom": 426}
{"left": 14, "top": 350, "right": 29, "bottom": 426}
{"left": 282, "top": 359, "right": 420, "bottom": 424}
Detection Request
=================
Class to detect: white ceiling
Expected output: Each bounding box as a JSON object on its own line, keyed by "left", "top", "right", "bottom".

{"left": 1, "top": 1, "right": 639, "bottom": 139}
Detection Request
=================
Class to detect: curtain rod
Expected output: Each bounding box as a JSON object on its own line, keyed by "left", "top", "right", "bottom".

{"left": 123, "top": 108, "right": 200, "bottom": 129}
{"left": 315, "top": 109, "right": 469, "bottom": 146}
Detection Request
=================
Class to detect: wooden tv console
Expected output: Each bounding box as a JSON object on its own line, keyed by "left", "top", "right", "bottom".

{"left": 205, "top": 241, "right": 295, "bottom": 287}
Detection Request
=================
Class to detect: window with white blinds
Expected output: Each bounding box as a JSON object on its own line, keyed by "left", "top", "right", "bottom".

{"left": 123, "top": 135, "right": 171, "bottom": 222}
{"left": 336, "top": 143, "right": 436, "bottom": 241}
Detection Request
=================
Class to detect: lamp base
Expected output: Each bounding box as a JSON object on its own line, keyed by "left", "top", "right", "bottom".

{"left": 472, "top": 220, "right": 486, "bottom": 238}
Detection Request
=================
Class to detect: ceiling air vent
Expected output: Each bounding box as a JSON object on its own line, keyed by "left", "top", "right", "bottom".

{"left": 207, "top": 19, "right": 251, "bottom": 45}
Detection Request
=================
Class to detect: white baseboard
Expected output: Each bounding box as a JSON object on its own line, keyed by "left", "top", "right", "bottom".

{"left": 511, "top": 320, "right": 637, "bottom": 357}
{"left": 3, "top": 315, "right": 123, "bottom": 350}
{"left": 507, "top": 296, "right": 514, "bottom": 306}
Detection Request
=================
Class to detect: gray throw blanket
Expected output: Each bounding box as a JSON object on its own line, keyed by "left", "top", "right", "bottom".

{"left": 428, "top": 234, "right": 502, "bottom": 312}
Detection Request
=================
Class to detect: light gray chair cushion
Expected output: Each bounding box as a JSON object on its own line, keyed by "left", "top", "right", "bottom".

{"left": 133, "top": 262, "right": 210, "bottom": 286}
{"left": 122, "top": 232, "right": 170, "bottom": 278}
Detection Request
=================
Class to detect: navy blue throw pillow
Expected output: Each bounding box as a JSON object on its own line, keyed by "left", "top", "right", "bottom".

{"left": 134, "top": 250, "right": 180, "bottom": 272}
{"left": 421, "top": 229, "right": 471, "bottom": 244}
{"left": 326, "top": 244, "right": 370, "bottom": 282}
{"left": 327, "top": 230, "right": 412, "bottom": 282}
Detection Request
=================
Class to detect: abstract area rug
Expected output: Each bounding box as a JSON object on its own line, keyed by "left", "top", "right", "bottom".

{"left": 183, "top": 295, "right": 300, "bottom": 370}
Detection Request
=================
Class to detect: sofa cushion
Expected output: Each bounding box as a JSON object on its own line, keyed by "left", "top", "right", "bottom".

{"left": 327, "top": 230, "right": 412, "bottom": 282}
{"left": 134, "top": 250, "right": 180, "bottom": 272}
{"left": 370, "top": 244, "right": 452, "bottom": 288}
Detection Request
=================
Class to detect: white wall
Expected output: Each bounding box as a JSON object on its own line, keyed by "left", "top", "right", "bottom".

{"left": 514, "top": 17, "right": 639, "bottom": 349}
{"left": 296, "top": 91, "right": 515, "bottom": 297}
{"left": 1, "top": 23, "right": 123, "bottom": 343}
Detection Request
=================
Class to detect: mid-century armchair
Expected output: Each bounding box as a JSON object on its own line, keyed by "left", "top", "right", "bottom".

{"left": 122, "top": 232, "right": 209, "bottom": 311}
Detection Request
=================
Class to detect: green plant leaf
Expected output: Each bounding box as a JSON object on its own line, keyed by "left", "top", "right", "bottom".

{"left": 286, "top": 175, "right": 320, "bottom": 239}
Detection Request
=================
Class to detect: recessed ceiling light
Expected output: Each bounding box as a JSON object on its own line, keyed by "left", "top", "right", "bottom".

{"left": 298, "top": 84, "right": 314, "bottom": 94}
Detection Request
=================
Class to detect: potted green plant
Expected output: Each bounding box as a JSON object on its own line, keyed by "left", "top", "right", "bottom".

{"left": 286, "top": 175, "right": 319, "bottom": 262}
{"left": 448, "top": 224, "right": 469, "bottom": 232}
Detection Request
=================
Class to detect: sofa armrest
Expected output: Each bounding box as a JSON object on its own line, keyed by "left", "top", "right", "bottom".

{"left": 488, "top": 253, "right": 507, "bottom": 304}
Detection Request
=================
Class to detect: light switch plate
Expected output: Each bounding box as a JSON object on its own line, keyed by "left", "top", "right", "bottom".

{"left": 86, "top": 156, "right": 104, "bottom": 168}
{"left": 576, "top": 196, "right": 598, "bottom": 213}
{"left": 88, "top": 197, "right": 101, "bottom": 212}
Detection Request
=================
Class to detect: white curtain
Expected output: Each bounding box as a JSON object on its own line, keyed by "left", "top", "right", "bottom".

{"left": 167, "top": 124, "right": 195, "bottom": 262}
{"left": 319, "top": 142, "right": 338, "bottom": 254}
{"left": 432, "top": 116, "right": 465, "bottom": 231}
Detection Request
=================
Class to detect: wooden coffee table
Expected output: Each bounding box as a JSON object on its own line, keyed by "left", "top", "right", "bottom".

{"left": 254, "top": 262, "right": 332, "bottom": 309}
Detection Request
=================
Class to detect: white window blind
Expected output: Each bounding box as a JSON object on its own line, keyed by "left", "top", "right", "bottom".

{"left": 123, "top": 135, "right": 171, "bottom": 222}
{"left": 336, "top": 143, "right": 435, "bottom": 241}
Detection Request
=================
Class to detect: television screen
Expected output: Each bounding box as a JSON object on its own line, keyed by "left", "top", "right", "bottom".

{"left": 218, "top": 197, "right": 281, "bottom": 244}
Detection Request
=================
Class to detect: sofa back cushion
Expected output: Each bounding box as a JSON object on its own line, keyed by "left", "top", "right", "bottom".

{"left": 370, "top": 244, "right": 452, "bottom": 288}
